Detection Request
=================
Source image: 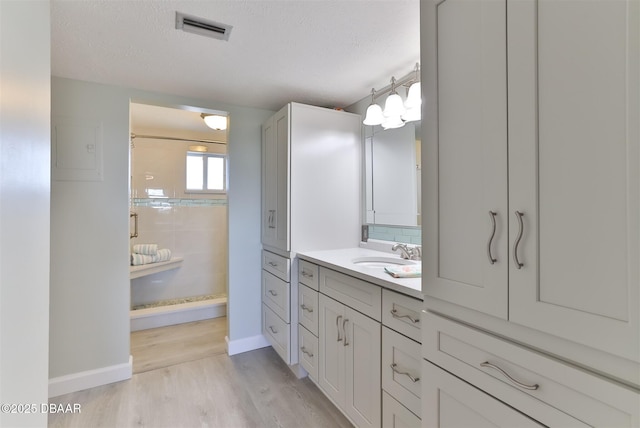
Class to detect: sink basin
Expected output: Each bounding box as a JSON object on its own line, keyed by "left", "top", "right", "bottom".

{"left": 351, "top": 256, "right": 417, "bottom": 268}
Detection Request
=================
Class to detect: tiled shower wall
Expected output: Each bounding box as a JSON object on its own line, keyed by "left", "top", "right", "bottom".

{"left": 130, "top": 138, "right": 227, "bottom": 307}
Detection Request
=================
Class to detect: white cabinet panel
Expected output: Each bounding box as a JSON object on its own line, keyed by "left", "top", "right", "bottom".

{"left": 382, "top": 327, "right": 421, "bottom": 418}
{"left": 381, "top": 289, "right": 422, "bottom": 343}
{"left": 319, "top": 294, "right": 345, "bottom": 404}
{"left": 262, "top": 271, "right": 290, "bottom": 323}
{"left": 507, "top": 0, "right": 640, "bottom": 363}
{"left": 382, "top": 391, "right": 420, "bottom": 428}
{"left": 423, "top": 360, "right": 548, "bottom": 428}
{"left": 423, "top": 0, "right": 509, "bottom": 319}
{"left": 299, "top": 284, "right": 318, "bottom": 336}
{"left": 298, "top": 325, "right": 318, "bottom": 382}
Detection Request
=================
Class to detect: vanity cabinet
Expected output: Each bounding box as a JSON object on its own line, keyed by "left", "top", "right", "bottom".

{"left": 422, "top": 312, "right": 639, "bottom": 427}
{"left": 422, "top": 0, "right": 639, "bottom": 369}
{"left": 319, "top": 293, "right": 381, "bottom": 428}
{"left": 261, "top": 103, "right": 361, "bottom": 369}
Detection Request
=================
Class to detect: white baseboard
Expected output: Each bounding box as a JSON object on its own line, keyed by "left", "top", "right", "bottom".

{"left": 226, "top": 334, "right": 271, "bottom": 356}
{"left": 49, "top": 355, "right": 132, "bottom": 398}
{"left": 130, "top": 298, "right": 226, "bottom": 331}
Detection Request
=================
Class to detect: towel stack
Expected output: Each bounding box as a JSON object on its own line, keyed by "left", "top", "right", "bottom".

{"left": 131, "top": 244, "right": 172, "bottom": 266}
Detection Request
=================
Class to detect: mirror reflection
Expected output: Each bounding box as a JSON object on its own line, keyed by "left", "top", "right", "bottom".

{"left": 364, "top": 122, "right": 421, "bottom": 227}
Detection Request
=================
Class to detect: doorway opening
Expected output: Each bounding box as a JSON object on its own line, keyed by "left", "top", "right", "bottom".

{"left": 128, "top": 101, "right": 229, "bottom": 373}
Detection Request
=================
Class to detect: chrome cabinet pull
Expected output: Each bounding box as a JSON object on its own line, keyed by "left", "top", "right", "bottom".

{"left": 390, "top": 363, "right": 420, "bottom": 383}
{"left": 268, "top": 325, "right": 278, "bottom": 334}
{"left": 130, "top": 212, "right": 138, "bottom": 239}
{"left": 268, "top": 289, "right": 278, "bottom": 296}
{"left": 268, "top": 210, "right": 276, "bottom": 229}
{"left": 513, "top": 211, "right": 525, "bottom": 269}
{"left": 268, "top": 261, "right": 278, "bottom": 267}
{"left": 301, "top": 270, "right": 314, "bottom": 278}
{"left": 480, "top": 361, "right": 538, "bottom": 390}
{"left": 336, "top": 315, "right": 343, "bottom": 342}
{"left": 487, "top": 211, "right": 497, "bottom": 264}
{"left": 390, "top": 308, "right": 420, "bottom": 324}
{"left": 300, "top": 346, "right": 314, "bottom": 358}
{"left": 342, "top": 319, "right": 349, "bottom": 346}
{"left": 300, "top": 304, "right": 313, "bottom": 313}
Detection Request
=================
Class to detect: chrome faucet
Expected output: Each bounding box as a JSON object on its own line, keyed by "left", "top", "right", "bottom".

{"left": 392, "top": 243, "right": 422, "bottom": 261}
{"left": 392, "top": 243, "right": 412, "bottom": 260}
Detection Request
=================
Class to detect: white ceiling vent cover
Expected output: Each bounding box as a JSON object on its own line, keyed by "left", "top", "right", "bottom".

{"left": 175, "top": 12, "right": 233, "bottom": 41}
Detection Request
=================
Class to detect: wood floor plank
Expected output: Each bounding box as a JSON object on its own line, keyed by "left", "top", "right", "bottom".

{"left": 49, "top": 320, "right": 353, "bottom": 428}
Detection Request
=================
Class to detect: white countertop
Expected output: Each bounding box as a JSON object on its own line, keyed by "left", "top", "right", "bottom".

{"left": 297, "top": 247, "right": 423, "bottom": 300}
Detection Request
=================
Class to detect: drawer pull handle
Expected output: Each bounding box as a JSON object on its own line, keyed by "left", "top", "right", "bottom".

{"left": 513, "top": 211, "right": 525, "bottom": 269}
{"left": 300, "top": 304, "right": 314, "bottom": 313}
{"left": 336, "top": 315, "right": 343, "bottom": 342}
{"left": 390, "top": 363, "right": 420, "bottom": 383}
{"left": 268, "top": 261, "right": 278, "bottom": 267}
{"left": 268, "top": 289, "right": 278, "bottom": 296}
{"left": 390, "top": 308, "right": 420, "bottom": 324}
{"left": 300, "top": 346, "right": 314, "bottom": 358}
{"left": 301, "top": 271, "right": 314, "bottom": 278}
{"left": 480, "top": 361, "right": 539, "bottom": 391}
{"left": 342, "top": 318, "right": 349, "bottom": 346}
{"left": 487, "top": 211, "right": 498, "bottom": 264}
{"left": 268, "top": 325, "right": 278, "bottom": 334}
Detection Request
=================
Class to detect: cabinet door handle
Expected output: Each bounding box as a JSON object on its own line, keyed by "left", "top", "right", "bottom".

{"left": 342, "top": 318, "right": 349, "bottom": 346}
{"left": 513, "top": 211, "right": 525, "bottom": 269}
{"left": 336, "top": 315, "right": 343, "bottom": 342}
{"left": 268, "top": 210, "right": 276, "bottom": 229}
{"left": 390, "top": 308, "right": 420, "bottom": 324}
{"left": 268, "top": 325, "right": 278, "bottom": 334}
{"left": 268, "top": 289, "right": 278, "bottom": 296}
{"left": 268, "top": 261, "right": 278, "bottom": 267}
{"left": 300, "top": 346, "right": 314, "bottom": 358}
{"left": 480, "top": 361, "right": 538, "bottom": 390}
{"left": 390, "top": 363, "right": 420, "bottom": 383}
{"left": 487, "top": 211, "right": 498, "bottom": 264}
{"left": 300, "top": 304, "right": 313, "bottom": 313}
{"left": 301, "top": 270, "right": 314, "bottom": 278}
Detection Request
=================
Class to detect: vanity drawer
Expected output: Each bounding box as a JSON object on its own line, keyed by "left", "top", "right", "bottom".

{"left": 298, "top": 284, "right": 318, "bottom": 336}
{"left": 382, "top": 391, "right": 420, "bottom": 428}
{"left": 298, "top": 325, "right": 318, "bottom": 382}
{"left": 262, "top": 271, "right": 290, "bottom": 323}
{"left": 262, "top": 250, "right": 290, "bottom": 282}
{"left": 263, "top": 304, "right": 290, "bottom": 364}
{"left": 423, "top": 312, "right": 639, "bottom": 427}
{"left": 382, "top": 326, "right": 421, "bottom": 417}
{"left": 319, "top": 267, "right": 382, "bottom": 321}
{"left": 298, "top": 259, "right": 319, "bottom": 290}
{"left": 382, "top": 289, "right": 422, "bottom": 343}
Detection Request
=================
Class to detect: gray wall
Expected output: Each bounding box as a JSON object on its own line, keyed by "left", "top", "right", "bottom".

{"left": 0, "top": 1, "right": 50, "bottom": 426}
{"left": 50, "top": 77, "right": 272, "bottom": 380}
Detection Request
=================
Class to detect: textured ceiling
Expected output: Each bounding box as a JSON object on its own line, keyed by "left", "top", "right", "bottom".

{"left": 51, "top": 0, "right": 420, "bottom": 112}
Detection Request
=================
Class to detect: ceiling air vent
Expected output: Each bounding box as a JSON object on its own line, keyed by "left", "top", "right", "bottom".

{"left": 175, "top": 12, "right": 232, "bottom": 41}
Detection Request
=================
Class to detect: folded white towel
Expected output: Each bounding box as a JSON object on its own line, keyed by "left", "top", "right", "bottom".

{"left": 131, "top": 253, "right": 155, "bottom": 266}
{"left": 132, "top": 244, "right": 158, "bottom": 256}
{"left": 154, "top": 248, "right": 171, "bottom": 263}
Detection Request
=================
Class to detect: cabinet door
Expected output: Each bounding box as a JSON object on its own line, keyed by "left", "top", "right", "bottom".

{"left": 422, "top": 361, "right": 545, "bottom": 428}
{"left": 261, "top": 105, "right": 290, "bottom": 251}
{"left": 422, "top": 0, "right": 509, "bottom": 319}
{"left": 344, "top": 306, "right": 381, "bottom": 428}
{"left": 507, "top": 0, "right": 640, "bottom": 362}
{"left": 318, "top": 294, "right": 345, "bottom": 407}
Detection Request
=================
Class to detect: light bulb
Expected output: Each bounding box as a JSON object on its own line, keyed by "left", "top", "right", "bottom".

{"left": 401, "top": 106, "right": 421, "bottom": 122}
{"left": 203, "top": 115, "right": 227, "bottom": 130}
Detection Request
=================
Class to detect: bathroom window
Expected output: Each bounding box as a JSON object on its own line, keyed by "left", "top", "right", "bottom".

{"left": 186, "top": 152, "right": 227, "bottom": 193}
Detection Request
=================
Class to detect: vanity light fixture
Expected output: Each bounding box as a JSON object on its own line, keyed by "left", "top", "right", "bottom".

{"left": 362, "top": 62, "right": 422, "bottom": 129}
{"left": 201, "top": 113, "right": 228, "bottom": 131}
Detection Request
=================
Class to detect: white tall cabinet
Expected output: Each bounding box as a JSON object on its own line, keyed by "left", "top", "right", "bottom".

{"left": 422, "top": 0, "right": 639, "bottom": 425}
{"left": 261, "top": 102, "right": 361, "bottom": 367}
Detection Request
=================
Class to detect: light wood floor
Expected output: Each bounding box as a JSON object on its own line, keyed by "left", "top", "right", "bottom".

{"left": 48, "top": 318, "right": 352, "bottom": 428}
